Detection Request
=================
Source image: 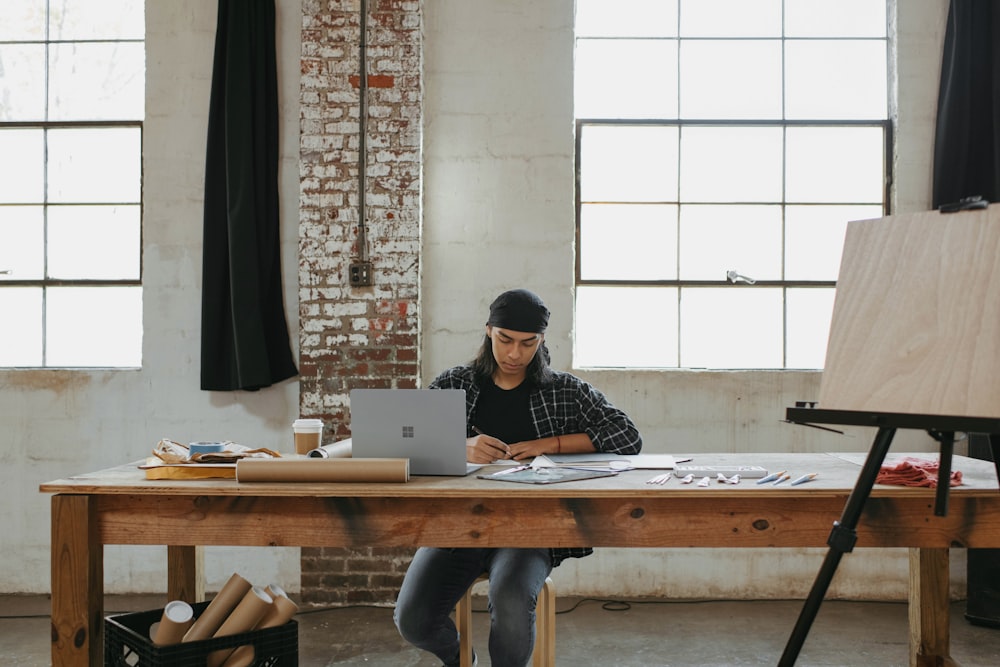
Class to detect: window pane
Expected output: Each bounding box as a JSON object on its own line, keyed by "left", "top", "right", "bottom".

{"left": 47, "top": 127, "right": 142, "bottom": 203}
{"left": 48, "top": 43, "right": 145, "bottom": 121}
{"left": 575, "top": 39, "right": 678, "bottom": 119}
{"left": 0, "top": 45, "right": 46, "bottom": 121}
{"left": 786, "top": 287, "right": 835, "bottom": 369}
{"left": 0, "top": 130, "right": 44, "bottom": 203}
{"left": 580, "top": 125, "right": 679, "bottom": 202}
{"left": 785, "top": 0, "right": 886, "bottom": 38}
{"left": 48, "top": 205, "right": 140, "bottom": 279}
{"left": 576, "top": 0, "right": 678, "bottom": 38}
{"left": 680, "top": 40, "right": 781, "bottom": 119}
{"left": 785, "top": 41, "right": 888, "bottom": 120}
{"left": 0, "top": 206, "right": 45, "bottom": 280}
{"left": 50, "top": 0, "right": 145, "bottom": 40}
{"left": 680, "top": 287, "right": 782, "bottom": 368}
{"left": 0, "top": 286, "right": 43, "bottom": 366}
{"left": 580, "top": 204, "right": 677, "bottom": 280}
{"left": 0, "top": 0, "right": 46, "bottom": 41}
{"left": 785, "top": 205, "right": 882, "bottom": 280}
{"left": 576, "top": 286, "right": 678, "bottom": 367}
{"left": 786, "top": 126, "right": 884, "bottom": 203}
{"left": 680, "top": 0, "right": 781, "bottom": 37}
{"left": 679, "top": 204, "right": 781, "bottom": 280}
{"left": 46, "top": 286, "right": 142, "bottom": 367}
{"left": 680, "top": 126, "right": 783, "bottom": 202}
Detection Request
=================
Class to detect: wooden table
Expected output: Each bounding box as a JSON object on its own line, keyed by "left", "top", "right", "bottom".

{"left": 41, "top": 452, "right": 1000, "bottom": 666}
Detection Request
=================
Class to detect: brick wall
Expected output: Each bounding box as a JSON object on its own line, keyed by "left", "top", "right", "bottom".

{"left": 298, "top": 0, "right": 422, "bottom": 606}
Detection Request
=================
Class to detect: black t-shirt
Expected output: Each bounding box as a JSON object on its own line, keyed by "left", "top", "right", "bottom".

{"left": 472, "top": 378, "right": 536, "bottom": 444}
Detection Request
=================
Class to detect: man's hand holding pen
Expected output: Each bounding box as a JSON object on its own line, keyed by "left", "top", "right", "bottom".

{"left": 468, "top": 426, "right": 513, "bottom": 463}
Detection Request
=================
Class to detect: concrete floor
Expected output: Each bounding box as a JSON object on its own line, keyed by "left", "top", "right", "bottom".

{"left": 4, "top": 594, "right": 1000, "bottom": 666}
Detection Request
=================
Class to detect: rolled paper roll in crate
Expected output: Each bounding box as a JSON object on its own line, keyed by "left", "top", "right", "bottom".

{"left": 221, "top": 589, "right": 299, "bottom": 667}
{"left": 236, "top": 457, "right": 409, "bottom": 483}
{"left": 207, "top": 586, "right": 274, "bottom": 667}
{"left": 151, "top": 600, "right": 194, "bottom": 646}
{"left": 182, "top": 573, "right": 253, "bottom": 642}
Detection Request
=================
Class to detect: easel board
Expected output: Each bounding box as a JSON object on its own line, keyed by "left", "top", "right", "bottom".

{"left": 818, "top": 205, "right": 1000, "bottom": 419}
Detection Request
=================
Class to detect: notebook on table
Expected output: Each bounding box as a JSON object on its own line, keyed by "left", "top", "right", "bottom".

{"left": 349, "top": 388, "right": 482, "bottom": 476}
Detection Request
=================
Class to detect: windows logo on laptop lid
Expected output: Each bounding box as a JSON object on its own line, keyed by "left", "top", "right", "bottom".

{"left": 349, "top": 388, "right": 482, "bottom": 476}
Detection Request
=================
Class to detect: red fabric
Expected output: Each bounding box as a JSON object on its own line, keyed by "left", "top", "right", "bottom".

{"left": 876, "top": 457, "right": 963, "bottom": 488}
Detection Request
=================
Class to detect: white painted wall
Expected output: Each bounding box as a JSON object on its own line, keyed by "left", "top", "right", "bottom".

{"left": 1, "top": 0, "right": 303, "bottom": 594}
{"left": 2, "top": 0, "right": 960, "bottom": 599}
{"left": 422, "top": 0, "right": 959, "bottom": 599}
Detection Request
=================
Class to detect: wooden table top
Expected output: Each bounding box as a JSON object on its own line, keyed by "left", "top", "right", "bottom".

{"left": 39, "top": 452, "right": 1000, "bottom": 499}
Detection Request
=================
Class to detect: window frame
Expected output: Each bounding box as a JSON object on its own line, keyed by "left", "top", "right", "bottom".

{"left": 573, "top": 15, "right": 893, "bottom": 370}
{"left": 0, "top": 13, "right": 144, "bottom": 369}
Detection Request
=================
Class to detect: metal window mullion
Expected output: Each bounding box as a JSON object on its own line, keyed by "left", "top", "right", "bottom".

{"left": 42, "top": 0, "right": 51, "bottom": 364}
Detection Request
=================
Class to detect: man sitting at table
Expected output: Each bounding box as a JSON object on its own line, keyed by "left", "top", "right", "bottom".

{"left": 393, "top": 288, "right": 643, "bottom": 666}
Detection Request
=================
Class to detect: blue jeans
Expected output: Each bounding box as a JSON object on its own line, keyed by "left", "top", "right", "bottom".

{"left": 394, "top": 547, "right": 552, "bottom": 667}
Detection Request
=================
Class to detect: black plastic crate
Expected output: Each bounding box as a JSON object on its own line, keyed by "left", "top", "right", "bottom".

{"left": 104, "top": 600, "right": 298, "bottom": 666}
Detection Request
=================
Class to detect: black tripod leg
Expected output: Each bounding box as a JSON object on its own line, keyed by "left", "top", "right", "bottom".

{"left": 778, "top": 426, "right": 897, "bottom": 667}
{"left": 933, "top": 431, "right": 954, "bottom": 517}
{"left": 989, "top": 433, "right": 1000, "bottom": 489}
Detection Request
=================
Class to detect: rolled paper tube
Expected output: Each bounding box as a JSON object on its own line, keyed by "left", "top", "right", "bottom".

{"left": 151, "top": 600, "right": 194, "bottom": 646}
{"left": 221, "top": 590, "right": 299, "bottom": 667}
{"left": 306, "top": 439, "right": 353, "bottom": 458}
{"left": 236, "top": 457, "right": 409, "bottom": 483}
{"left": 182, "top": 572, "right": 252, "bottom": 642}
{"left": 264, "top": 583, "right": 288, "bottom": 600}
{"left": 207, "top": 586, "right": 274, "bottom": 667}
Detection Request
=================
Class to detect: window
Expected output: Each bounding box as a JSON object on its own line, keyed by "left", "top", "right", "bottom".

{"left": 0, "top": 0, "right": 144, "bottom": 368}
{"left": 574, "top": 0, "right": 889, "bottom": 369}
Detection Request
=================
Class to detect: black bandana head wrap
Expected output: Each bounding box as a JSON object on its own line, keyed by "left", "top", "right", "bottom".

{"left": 486, "top": 289, "right": 550, "bottom": 333}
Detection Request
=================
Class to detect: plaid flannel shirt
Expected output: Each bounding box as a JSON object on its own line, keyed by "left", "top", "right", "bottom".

{"left": 430, "top": 365, "right": 643, "bottom": 566}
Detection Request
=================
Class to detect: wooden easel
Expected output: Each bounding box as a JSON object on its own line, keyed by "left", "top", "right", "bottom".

{"left": 778, "top": 205, "right": 1000, "bottom": 665}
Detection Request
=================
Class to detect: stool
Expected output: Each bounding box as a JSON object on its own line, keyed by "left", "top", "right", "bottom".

{"left": 455, "top": 574, "right": 555, "bottom": 667}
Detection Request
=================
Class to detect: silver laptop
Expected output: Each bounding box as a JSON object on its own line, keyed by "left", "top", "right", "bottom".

{"left": 349, "top": 388, "right": 482, "bottom": 476}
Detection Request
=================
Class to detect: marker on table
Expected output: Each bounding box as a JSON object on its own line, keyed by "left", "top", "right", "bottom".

{"left": 790, "top": 472, "right": 818, "bottom": 486}
{"left": 756, "top": 470, "right": 786, "bottom": 485}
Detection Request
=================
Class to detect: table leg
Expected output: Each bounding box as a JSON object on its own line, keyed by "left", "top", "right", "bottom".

{"left": 51, "top": 494, "right": 102, "bottom": 667}
{"left": 909, "top": 547, "right": 959, "bottom": 667}
{"left": 167, "top": 545, "right": 204, "bottom": 603}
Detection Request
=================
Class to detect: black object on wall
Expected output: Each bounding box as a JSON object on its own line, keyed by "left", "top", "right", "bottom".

{"left": 932, "top": 0, "right": 1000, "bottom": 209}
{"left": 200, "top": 0, "right": 298, "bottom": 391}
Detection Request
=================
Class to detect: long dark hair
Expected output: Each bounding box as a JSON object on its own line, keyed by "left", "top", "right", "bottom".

{"left": 470, "top": 333, "right": 554, "bottom": 386}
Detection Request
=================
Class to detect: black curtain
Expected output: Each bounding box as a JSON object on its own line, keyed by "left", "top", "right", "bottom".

{"left": 932, "top": 0, "right": 1000, "bottom": 208}
{"left": 200, "top": 0, "right": 297, "bottom": 391}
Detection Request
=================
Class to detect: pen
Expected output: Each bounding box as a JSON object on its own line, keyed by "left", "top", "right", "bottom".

{"left": 771, "top": 473, "right": 791, "bottom": 486}
{"left": 491, "top": 465, "right": 530, "bottom": 476}
{"left": 474, "top": 425, "right": 512, "bottom": 457}
{"left": 790, "top": 472, "right": 818, "bottom": 486}
{"left": 756, "top": 470, "right": 786, "bottom": 485}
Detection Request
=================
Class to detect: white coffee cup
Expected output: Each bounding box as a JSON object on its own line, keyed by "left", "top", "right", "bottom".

{"left": 292, "top": 418, "right": 324, "bottom": 455}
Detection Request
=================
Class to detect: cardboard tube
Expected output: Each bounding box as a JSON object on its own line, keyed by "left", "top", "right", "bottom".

{"left": 220, "top": 593, "right": 298, "bottom": 667}
{"left": 264, "top": 583, "right": 287, "bottom": 599}
{"left": 259, "top": 589, "right": 297, "bottom": 627}
{"left": 151, "top": 600, "right": 194, "bottom": 646}
{"left": 306, "top": 439, "right": 352, "bottom": 458}
{"left": 182, "top": 573, "right": 252, "bottom": 642}
{"left": 207, "top": 586, "right": 274, "bottom": 667}
{"left": 236, "top": 457, "right": 409, "bottom": 483}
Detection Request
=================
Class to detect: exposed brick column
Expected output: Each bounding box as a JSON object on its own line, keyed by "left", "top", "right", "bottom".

{"left": 299, "top": 0, "right": 421, "bottom": 606}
